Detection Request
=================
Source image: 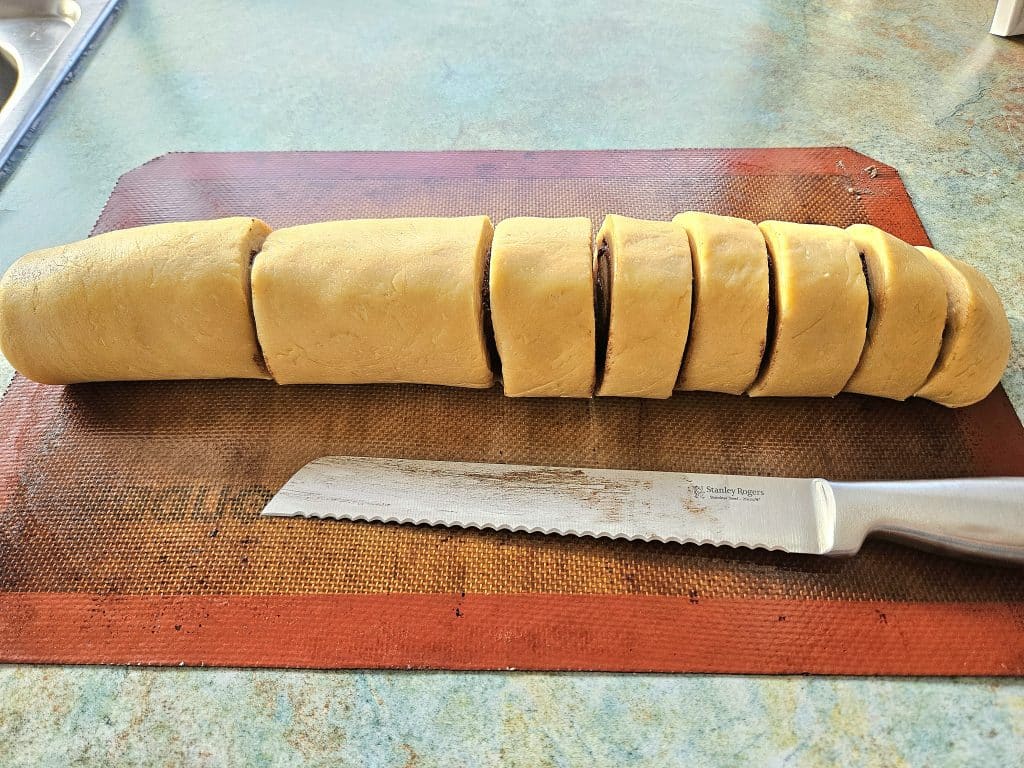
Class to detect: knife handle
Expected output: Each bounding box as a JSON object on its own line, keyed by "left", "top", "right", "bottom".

{"left": 825, "top": 477, "right": 1024, "bottom": 564}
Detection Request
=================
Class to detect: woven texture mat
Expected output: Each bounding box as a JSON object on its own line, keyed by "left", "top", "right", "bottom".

{"left": 2, "top": 149, "right": 1023, "bottom": 674}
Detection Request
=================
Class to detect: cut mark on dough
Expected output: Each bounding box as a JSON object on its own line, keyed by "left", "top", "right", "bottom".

{"left": 924, "top": 299, "right": 955, "bottom": 384}
{"left": 859, "top": 251, "right": 874, "bottom": 330}
{"left": 480, "top": 246, "right": 502, "bottom": 382}
{"left": 245, "top": 230, "right": 273, "bottom": 380}
{"left": 593, "top": 238, "right": 611, "bottom": 393}
{"left": 844, "top": 251, "right": 878, "bottom": 391}
{"left": 751, "top": 248, "right": 777, "bottom": 389}
{"left": 674, "top": 227, "right": 699, "bottom": 387}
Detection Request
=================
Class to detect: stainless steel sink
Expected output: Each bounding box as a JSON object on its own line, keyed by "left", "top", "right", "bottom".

{"left": 0, "top": 0, "right": 119, "bottom": 174}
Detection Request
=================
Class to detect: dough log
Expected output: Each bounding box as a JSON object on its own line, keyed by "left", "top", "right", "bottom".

{"left": 842, "top": 224, "right": 947, "bottom": 400}
{"left": 914, "top": 246, "right": 1011, "bottom": 408}
{"left": 594, "top": 215, "right": 691, "bottom": 399}
{"left": 0, "top": 217, "right": 272, "bottom": 384}
{"left": 2, "top": 212, "right": 1009, "bottom": 410}
{"left": 252, "top": 216, "right": 494, "bottom": 387}
{"left": 674, "top": 211, "right": 769, "bottom": 395}
{"left": 748, "top": 221, "right": 868, "bottom": 397}
{"left": 490, "top": 217, "right": 595, "bottom": 397}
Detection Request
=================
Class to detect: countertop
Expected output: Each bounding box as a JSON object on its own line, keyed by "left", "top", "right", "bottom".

{"left": 1, "top": 0, "right": 1022, "bottom": 764}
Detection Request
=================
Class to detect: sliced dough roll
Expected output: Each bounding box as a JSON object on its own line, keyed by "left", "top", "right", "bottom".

{"left": 842, "top": 225, "right": 947, "bottom": 400}
{"left": 748, "top": 221, "right": 868, "bottom": 397}
{"left": 490, "top": 217, "right": 595, "bottom": 397}
{"left": 674, "top": 211, "right": 769, "bottom": 395}
{"left": 252, "top": 216, "right": 494, "bottom": 387}
{"left": 914, "top": 246, "right": 1010, "bottom": 408}
{"left": 595, "top": 215, "right": 691, "bottom": 398}
{"left": 598, "top": 215, "right": 692, "bottom": 399}
{"left": 0, "top": 217, "right": 271, "bottom": 384}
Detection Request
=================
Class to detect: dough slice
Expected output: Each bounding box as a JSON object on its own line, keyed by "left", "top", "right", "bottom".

{"left": 914, "top": 246, "right": 1010, "bottom": 408}
{"left": 748, "top": 221, "right": 868, "bottom": 397}
{"left": 252, "top": 216, "right": 494, "bottom": 387}
{"left": 594, "top": 215, "right": 692, "bottom": 398}
{"left": 490, "top": 217, "right": 595, "bottom": 397}
{"left": 674, "top": 211, "right": 769, "bottom": 394}
{"left": 0, "top": 217, "right": 272, "bottom": 384}
{"left": 842, "top": 225, "right": 947, "bottom": 399}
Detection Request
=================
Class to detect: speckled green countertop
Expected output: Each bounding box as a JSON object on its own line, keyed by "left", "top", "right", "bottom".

{"left": 1, "top": 1, "right": 1023, "bottom": 764}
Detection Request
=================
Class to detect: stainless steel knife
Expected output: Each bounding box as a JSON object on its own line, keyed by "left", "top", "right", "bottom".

{"left": 261, "top": 456, "right": 1024, "bottom": 564}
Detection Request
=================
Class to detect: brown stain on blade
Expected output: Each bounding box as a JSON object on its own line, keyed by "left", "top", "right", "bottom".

{"left": 418, "top": 465, "right": 646, "bottom": 523}
{"left": 681, "top": 498, "right": 710, "bottom": 516}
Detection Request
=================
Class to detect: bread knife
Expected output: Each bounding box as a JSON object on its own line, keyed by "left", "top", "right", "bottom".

{"left": 261, "top": 456, "right": 1024, "bottom": 564}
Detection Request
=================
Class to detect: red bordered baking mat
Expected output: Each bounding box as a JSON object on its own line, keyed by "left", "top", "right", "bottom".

{"left": 2, "top": 148, "right": 1022, "bottom": 674}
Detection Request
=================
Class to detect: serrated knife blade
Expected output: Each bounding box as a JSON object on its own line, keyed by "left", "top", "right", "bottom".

{"left": 261, "top": 456, "right": 1024, "bottom": 563}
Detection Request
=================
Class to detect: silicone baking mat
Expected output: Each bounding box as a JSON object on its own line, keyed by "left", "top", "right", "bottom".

{"left": 2, "top": 148, "right": 1023, "bottom": 675}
